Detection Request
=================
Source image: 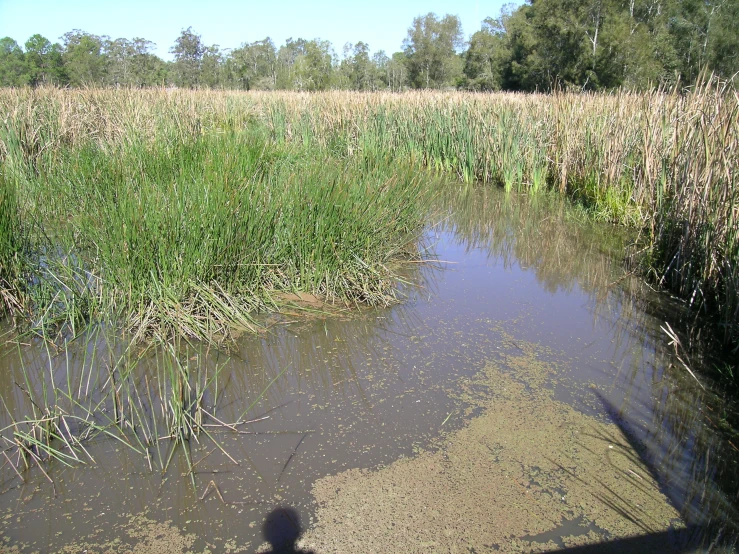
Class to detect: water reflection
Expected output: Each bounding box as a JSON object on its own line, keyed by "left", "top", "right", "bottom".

{"left": 436, "top": 184, "right": 739, "bottom": 548}
{"left": 433, "top": 184, "right": 630, "bottom": 295}
{"left": 0, "top": 183, "right": 736, "bottom": 551}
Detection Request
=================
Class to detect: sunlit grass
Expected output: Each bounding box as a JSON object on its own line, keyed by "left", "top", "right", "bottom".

{"left": 0, "top": 106, "right": 427, "bottom": 342}
{"left": 0, "top": 82, "right": 736, "bottom": 347}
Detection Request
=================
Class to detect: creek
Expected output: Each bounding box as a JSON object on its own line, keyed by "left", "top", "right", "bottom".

{"left": 0, "top": 184, "right": 736, "bottom": 553}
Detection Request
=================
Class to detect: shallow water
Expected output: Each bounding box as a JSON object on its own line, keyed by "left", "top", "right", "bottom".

{"left": 0, "top": 184, "right": 736, "bottom": 552}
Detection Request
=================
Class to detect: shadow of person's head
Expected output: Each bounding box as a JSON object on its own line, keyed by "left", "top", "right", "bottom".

{"left": 262, "top": 506, "right": 314, "bottom": 553}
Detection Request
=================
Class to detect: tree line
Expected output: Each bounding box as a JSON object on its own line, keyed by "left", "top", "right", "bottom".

{"left": 1, "top": 0, "right": 737, "bottom": 92}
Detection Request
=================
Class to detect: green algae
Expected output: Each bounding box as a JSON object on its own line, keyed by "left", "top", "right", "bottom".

{"left": 302, "top": 343, "right": 684, "bottom": 553}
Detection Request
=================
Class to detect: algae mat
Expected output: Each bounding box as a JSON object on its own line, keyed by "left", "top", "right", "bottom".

{"left": 300, "top": 349, "right": 684, "bottom": 553}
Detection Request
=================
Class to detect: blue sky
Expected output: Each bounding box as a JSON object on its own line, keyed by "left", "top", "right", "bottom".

{"left": 0, "top": 0, "right": 513, "bottom": 59}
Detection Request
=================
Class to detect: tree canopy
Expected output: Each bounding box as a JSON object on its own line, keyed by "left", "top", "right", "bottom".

{"left": 1, "top": 1, "right": 737, "bottom": 92}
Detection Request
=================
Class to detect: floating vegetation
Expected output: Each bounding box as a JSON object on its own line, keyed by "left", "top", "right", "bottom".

{"left": 302, "top": 353, "right": 685, "bottom": 553}
{"left": 0, "top": 181, "right": 736, "bottom": 552}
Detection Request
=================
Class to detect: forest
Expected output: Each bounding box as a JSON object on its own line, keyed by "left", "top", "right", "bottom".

{"left": 1, "top": 0, "right": 738, "bottom": 92}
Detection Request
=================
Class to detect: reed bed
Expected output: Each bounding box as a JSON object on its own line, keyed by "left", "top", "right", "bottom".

{"left": 0, "top": 90, "right": 427, "bottom": 342}
{"left": 0, "top": 170, "right": 18, "bottom": 314}
{"left": 0, "top": 83, "right": 736, "bottom": 347}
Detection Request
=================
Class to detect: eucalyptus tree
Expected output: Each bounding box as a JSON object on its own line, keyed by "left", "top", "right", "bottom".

{"left": 61, "top": 30, "right": 108, "bottom": 86}
{"left": 479, "top": 0, "right": 738, "bottom": 91}
{"left": 402, "top": 13, "right": 464, "bottom": 88}
{"left": 276, "top": 38, "right": 334, "bottom": 91}
{"left": 372, "top": 50, "right": 391, "bottom": 89}
{"left": 667, "top": 0, "right": 739, "bottom": 82}
{"left": 24, "top": 34, "right": 66, "bottom": 86}
{"left": 339, "top": 41, "right": 378, "bottom": 90}
{"left": 463, "top": 17, "right": 509, "bottom": 90}
{"left": 106, "top": 37, "right": 163, "bottom": 87}
{"left": 0, "top": 38, "right": 29, "bottom": 86}
{"left": 170, "top": 27, "right": 205, "bottom": 88}
{"left": 276, "top": 38, "right": 307, "bottom": 89}
{"left": 297, "top": 39, "right": 334, "bottom": 91}
{"left": 200, "top": 44, "right": 225, "bottom": 88}
{"left": 230, "top": 38, "right": 277, "bottom": 90}
{"left": 386, "top": 52, "right": 409, "bottom": 91}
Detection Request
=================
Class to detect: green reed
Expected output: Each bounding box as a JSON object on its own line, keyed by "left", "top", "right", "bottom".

{"left": 0, "top": 120, "right": 25, "bottom": 316}
{"left": 643, "top": 80, "right": 739, "bottom": 348}
{"left": 0, "top": 84, "right": 736, "bottom": 348}
{"left": 0, "top": 90, "right": 428, "bottom": 341}
{"left": 0, "top": 171, "right": 18, "bottom": 314}
{"left": 0, "top": 328, "right": 260, "bottom": 491}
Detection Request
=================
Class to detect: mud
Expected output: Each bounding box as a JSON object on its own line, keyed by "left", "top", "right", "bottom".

{"left": 0, "top": 185, "right": 735, "bottom": 552}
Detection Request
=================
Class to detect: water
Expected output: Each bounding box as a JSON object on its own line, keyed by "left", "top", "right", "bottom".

{"left": 0, "top": 184, "right": 736, "bottom": 552}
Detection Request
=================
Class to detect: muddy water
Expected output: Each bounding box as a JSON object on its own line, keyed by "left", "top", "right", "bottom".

{"left": 0, "top": 185, "right": 737, "bottom": 553}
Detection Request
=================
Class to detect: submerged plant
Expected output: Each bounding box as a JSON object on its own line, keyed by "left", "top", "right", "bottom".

{"left": 0, "top": 330, "right": 284, "bottom": 491}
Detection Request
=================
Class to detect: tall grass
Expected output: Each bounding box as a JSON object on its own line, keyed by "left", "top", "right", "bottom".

{"left": 0, "top": 84, "right": 736, "bottom": 347}
{"left": 0, "top": 172, "right": 17, "bottom": 313}
{"left": 0, "top": 124, "right": 25, "bottom": 315}
{"left": 0, "top": 92, "right": 427, "bottom": 341}
{"left": 644, "top": 80, "right": 739, "bottom": 348}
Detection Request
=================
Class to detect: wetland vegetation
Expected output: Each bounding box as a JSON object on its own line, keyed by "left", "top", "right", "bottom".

{"left": 1, "top": 182, "right": 736, "bottom": 552}
{"left": 0, "top": 80, "right": 737, "bottom": 552}
{"left": 0, "top": 1, "right": 738, "bottom": 550}
{"left": 1, "top": 83, "right": 737, "bottom": 350}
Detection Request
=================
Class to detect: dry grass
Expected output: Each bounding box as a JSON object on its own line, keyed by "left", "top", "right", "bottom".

{"left": 0, "top": 83, "right": 736, "bottom": 346}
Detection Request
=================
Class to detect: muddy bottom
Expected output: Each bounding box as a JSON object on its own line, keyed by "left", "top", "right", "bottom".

{"left": 301, "top": 344, "right": 684, "bottom": 553}
{"left": 0, "top": 185, "right": 736, "bottom": 553}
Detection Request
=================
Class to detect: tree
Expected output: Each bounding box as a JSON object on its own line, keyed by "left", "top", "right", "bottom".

{"left": 61, "top": 30, "right": 108, "bottom": 86}
{"left": 615, "top": 0, "right": 679, "bottom": 88}
{"left": 230, "top": 38, "right": 277, "bottom": 90}
{"left": 403, "top": 13, "right": 464, "bottom": 88}
{"left": 499, "top": 0, "right": 631, "bottom": 90}
{"left": 372, "top": 50, "right": 391, "bottom": 89}
{"left": 0, "top": 38, "right": 30, "bottom": 86}
{"left": 276, "top": 37, "right": 307, "bottom": 89}
{"left": 24, "top": 34, "right": 66, "bottom": 86}
{"left": 276, "top": 38, "right": 334, "bottom": 91}
{"left": 463, "top": 17, "right": 509, "bottom": 90}
{"left": 386, "top": 52, "right": 409, "bottom": 91}
{"left": 666, "top": 0, "right": 739, "bottom": 82}
{"left": 496, "top": 4, "right": 544, "bottom": 91}
{"left": 106, "top": 37, "right": 163, "bottom": 87}
{"left": 200, "top": 44, "right": 224, "bottom": 88}
{"left": 297, "top": 39, "right": 334, "bottom": 91}
{"left": 338, "top": 41, "right": 378, "bottom": 90}
{"left": 703, "top": 0, "right": 739, "bottom": 79}
{"left": 171, "top": 27, "right": 205, "bottom": 88}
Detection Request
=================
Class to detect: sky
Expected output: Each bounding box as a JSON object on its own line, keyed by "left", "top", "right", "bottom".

{"left": 0, "top": 0, "right": 513, "bottom": 59}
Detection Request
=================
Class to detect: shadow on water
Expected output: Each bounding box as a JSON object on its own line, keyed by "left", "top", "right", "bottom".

{"left": 261, "top": 507, "right": 315, "bottom": 554}
{"left": 440, "top": 184, "right": 739, "bottom": 545}
{"left": 258, "top": 509, "right": 721, "bottom": 554}
{"left": 586, "top": 390, "right": 738, "bottom": 552}
{"left": 548, "top": 525, "right": 712, "bottom": 553}
{"left": 262, "top": 511, "right": 707, "bottom": 554}
{"left": 0, "top": 183, "right": 737, "bottom": 552}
